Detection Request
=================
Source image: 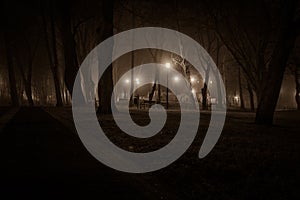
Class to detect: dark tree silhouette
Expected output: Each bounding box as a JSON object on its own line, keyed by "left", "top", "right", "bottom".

{"left": 4, "top": 32, "right": 19, "bottom": 106}
{"left": 290, "top": 46, "right": 300, "bottom": 110}
{"left": 254, "top": 1, "right": 300, "bottom": 124}
{"left": 247, "top": 81, "right": 255, "bottom": 112}
{"left": 238, "top": 66, "right": 245, "bottom": 110}
{"left": 13, "top": 20, "right": 40, "bottom": 106}
{"left": 42, "top": 3, "right": 63, "bottom": 107}
{"left": 201, "top": 83, "right": 208, "bottom": 110}
{"left": 97, "top": 0, "right": 114, "bottom": 114}
{"left": 294, "top": 64, "right": 300, "bottom": 110}
{"left": 205, "top": 0, "right": 300, "bottom": 124}
{"left": 58, "top": 3, "right": 80, "bottom": 95}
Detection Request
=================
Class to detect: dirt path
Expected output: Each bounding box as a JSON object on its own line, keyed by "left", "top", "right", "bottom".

{"left": 0, "top": 107, "right": 178, "bottom": 199}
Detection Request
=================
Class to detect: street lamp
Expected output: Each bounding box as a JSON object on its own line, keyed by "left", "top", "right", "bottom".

{"left": 190, "top": 77, "right": 195, "bottom": 83}
{"left": 174, "top": 76, "right": 179, "bottom": 82}
{"left": 165, "top": 62, "right": 171, "bottom": 109}
{"left": 234, "top": 95, "right": 239, "bottom": 106}
{"left": 135, "top": 78, "right": 140, "bottom": 85}
{"left": 165, "top": 62, "right": 171, "bottom": 69}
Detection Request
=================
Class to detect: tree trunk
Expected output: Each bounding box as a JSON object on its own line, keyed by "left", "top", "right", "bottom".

{"left": 202, "top": 66, "right": 210, "bottom": 110}
{"left": 61, "top": 18, "right": 79, "bottom": 94}
{"left": 238, "top": 67, "right": 245, "bottom": 110}
{"left": 129, "top": 51, "right": 135, "bottom": 106}
{"left": 129, "top": 1, "right": 135, "bottom": 106}
{"left": 97, "top": 0, "right": 114, "bottom": 114}
{"left": 4, "top": 33, "right": 19, "bottom": 106}
{"left": 58, "top": 1, "right": 79, "bottom": 95}
{"left": 215, "top": 40, "right": 223, "bottom": 109}
{"left": 16, "top": 58, "right": 34, "bottom": 106}
{"left": 149, "top": 83, "right": 156, "bottom": 102}
{"left": 58, "top": 2, "right": 86, "bottom": 105}
{"left": 42, "top": 7, "right": 63, "bottom": 107}
{"left": 157, "top": 84, "right": 161, "bottom": 103}
{"left": 149, "top": 68, "right": 161, "bottom": 103}
{"left": 202, "top": 83, "right": 208, "bottom": 110}
{"left": 24, "top": 83, "right": 34, "bottom": 106}
{"left": 255, "top": 9, "right": 298, "bottom": 124}
{"left": 247, "top": 82, "right": 255, "bottom": 112}
{"left": 295, "top": 65, "right": 300, "bottom": 110}
{"left": 49, "top": 9, "right": 63, "bottom": 107}
{"left": 215, "top": 71, "right": 223, "bottom": 109}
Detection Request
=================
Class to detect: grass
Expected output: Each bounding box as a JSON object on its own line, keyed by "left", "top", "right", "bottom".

{"left": 44, "top": 107, "right": 300, "bottom": 199}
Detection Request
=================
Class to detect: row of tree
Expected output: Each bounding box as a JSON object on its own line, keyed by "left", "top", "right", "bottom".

{"left": 1, "top": 0, "right": 114, "bottom": 113}
{"left": 122, "top": 0, "right": 300, "bottom": 124}
{"left": 203, "top": 0, "right": 300, "bottom": 124}
{"left": 1, "top": 0, "right": 299, "bottom": 125}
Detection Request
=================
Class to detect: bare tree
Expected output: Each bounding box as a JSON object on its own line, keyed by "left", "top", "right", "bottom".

{"left": 59, "top": 7, "right": 80, "bottom": 96}
{"left": 289, "top": 43, "right": 300, "bottom": 110}
{"left": 97, "top": 0, "right": 114, "bottom": 114}
{"left": 42, "top": 2, "right": 63, "bottom": 107}
{"left": 238, "top": 66, "right": 245, "bottom": 110}
{"left": 3, "top": 32, "right": 19, "bottom": 106}
{"left": 13, "top": 22, "right": 40, "bottom": 106}
{"left": 247, "top": 81, "right": 255, "bottom": 112}
{"left": 205, "top": 0, "right": 300, "bottom": 124}
{"left": 293, "top": 64, "right": 300, "bottom": 110}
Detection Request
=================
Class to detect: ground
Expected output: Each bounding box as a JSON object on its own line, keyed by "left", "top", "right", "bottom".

{"left": 0, "top": 106, "right": 299, "bottom": 199}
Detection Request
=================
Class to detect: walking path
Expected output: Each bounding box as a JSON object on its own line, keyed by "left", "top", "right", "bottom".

{"left": 0, "top": 107, "right": 20, "bottom": 131}
{"left": 0, "top": 107, "right": 178, "bottom": 199}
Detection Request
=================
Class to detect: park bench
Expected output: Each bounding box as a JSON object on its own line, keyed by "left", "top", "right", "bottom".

{"left": 140, "top": 99, "right": 156, "bottom": 109}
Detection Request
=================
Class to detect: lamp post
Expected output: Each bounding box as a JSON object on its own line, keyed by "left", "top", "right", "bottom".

{"left": 165, "top": 63, "right": 171, "bottom": 109}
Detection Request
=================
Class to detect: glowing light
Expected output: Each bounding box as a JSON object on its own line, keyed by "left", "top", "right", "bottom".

{"left": 192, "top": 89, "right": 196, "bottom": 94}
{"left": 165, "top": 62, "right": 171, "bottom": 68}
{"left": 209, "top": 80, "right": 213, "bottom": 84}
{"left": 234, "top": 95, "right": 239, "bottom": 100}
{"left": 174, "top": 76, "right": 179, "bottom": 82}
{"left": 125, "top": 79, "right": 130, "bottom": 84}
{"left": 190, "top": 77, "right": 195, "bottom": 83}
{"left": 135, "top": 78, "right": 140, "bottom": 85}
